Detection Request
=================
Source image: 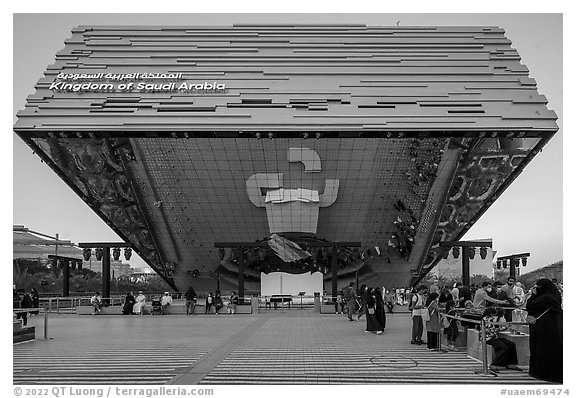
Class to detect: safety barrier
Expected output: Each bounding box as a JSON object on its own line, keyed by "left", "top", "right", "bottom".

{"left": 259, "top": 295, "right": 319, "bottom": 310}
{"left": 13, "top": 307, "right": 49, "bottom": 342}
{"left": 443, "top": 313, "right": 530, "bottom": 377}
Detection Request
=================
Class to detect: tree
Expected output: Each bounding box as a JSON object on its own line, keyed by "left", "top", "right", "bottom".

{"left": 470, "top": 274, "right": 494, "bottom": 287}
{"left": 493, "top": 268, "right": 509, "bottom": 283}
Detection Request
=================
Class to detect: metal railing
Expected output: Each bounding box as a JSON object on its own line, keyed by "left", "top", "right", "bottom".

{"left": 443, "top": 313, "right": 530, "bottom": 377}
{"left": 13, "top": 307, "right": 50, "bottom": 340}
{"left": 258, "top": 294, "right": 320, "bottom": 310}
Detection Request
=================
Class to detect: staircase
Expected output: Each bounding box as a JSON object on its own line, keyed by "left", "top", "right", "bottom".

{"left": 13, "top": 319, "right": 35, "bottom": 344}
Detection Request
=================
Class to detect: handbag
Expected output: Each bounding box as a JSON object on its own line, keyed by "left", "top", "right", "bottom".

{"left": 526, "top": 308, "right": 550, "bottom": 324}
{"left": 441, "top": 313, "right": 451, "bottom": 328}
{"left": 368, "top": 307, "right": 375, "bottom": 315}
{"left": 420, "top": 305, "right": 431, "bottom": 322}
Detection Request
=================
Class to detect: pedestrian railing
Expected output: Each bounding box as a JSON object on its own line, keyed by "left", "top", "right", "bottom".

{"left": 443, "top": 313, "right": 531, "bottom": 377}
{"left": 259, "top": 295, "right": 319, "bottom": 310}
{"left": 13, "top": 307, "right": 50, "bottom": 340}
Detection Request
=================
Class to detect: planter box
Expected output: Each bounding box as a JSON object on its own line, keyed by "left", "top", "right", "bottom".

{"left": 466, "top": 328, "right": 530, "bottom": 367}
{"left": 321, "top": 304, "right": 336, "bottom": 314}
{"left": 77, "top": 303, "right": 252, "bottom": 315}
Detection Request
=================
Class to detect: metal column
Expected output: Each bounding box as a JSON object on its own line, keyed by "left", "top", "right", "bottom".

{"left": 238, "top": 251, "right": 245, "bottom": 300}
{"left": 509, "top": 259, "right": 517, "bottom": 279}
{"left": 62, "top": 260, "right": 70, "bottom": 297}
{"left": 331, "top": 246, "right": 338, "bottom": 301}
{"left": 462, "top": 246, "right": 470, "bottom": 287}
{"left": 102, "top": 248, "right": 111, "bottom": 303}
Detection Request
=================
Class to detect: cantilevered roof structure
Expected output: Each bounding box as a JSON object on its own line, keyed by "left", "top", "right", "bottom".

{"left": 14, "top": 25, "right": 558, "bottom": 292}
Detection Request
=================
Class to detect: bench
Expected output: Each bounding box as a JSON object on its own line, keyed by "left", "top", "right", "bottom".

{"left": 13, "top": 320, "right": 35, "bottom": 344}
{"left": 76, "top": 303, "right": 252, "bottom": 315}
{"left": 320, "top": 304, "right": 336, "bottom": 314}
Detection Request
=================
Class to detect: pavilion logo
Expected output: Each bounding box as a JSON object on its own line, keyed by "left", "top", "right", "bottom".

{"left": 49, "top": 72, "right": 226, "bottom": 94}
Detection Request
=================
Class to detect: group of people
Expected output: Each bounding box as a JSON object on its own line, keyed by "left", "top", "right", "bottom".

{"left": 341, "top": 282, "right": 387, "bottom": 335}
{"left": 113, "top": 289, "right": 240, "bottom": 315}
{"left": 409, "top": 278, "right": 563, "bottom": 384}
{"left": 13, "top": 287, "right": 39, "bottom": 326}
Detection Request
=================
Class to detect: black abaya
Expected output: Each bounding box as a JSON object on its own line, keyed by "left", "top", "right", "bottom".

{"left": 526, "top": 284, "right": 563, "bottom": 383}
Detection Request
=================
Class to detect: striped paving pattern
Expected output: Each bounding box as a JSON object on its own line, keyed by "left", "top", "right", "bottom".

{"left": 199, "top": 313, "right": 543, "bottom": 384}
{"left": 13, "top": 315, "right": 256, "bottom": 385}
{"left": 14, "top": 312, "right": 547, "bottom": 385}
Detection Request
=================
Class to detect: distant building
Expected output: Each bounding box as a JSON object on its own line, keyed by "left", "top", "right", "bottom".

{"left": 13, "top": 226, "right": 83, "bottom": 263}
{"left": 83, "top": 258, "right": 134, "bottom": 278}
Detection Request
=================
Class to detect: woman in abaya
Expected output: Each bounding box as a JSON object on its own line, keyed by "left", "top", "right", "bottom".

{"left": 357, "top": 284, "right": 368, "bottom": 321}
{"left": 526, "top": 278, "right": 563, "bottom": 383}
{"left": 374, "top": 288, "right": 387, "bottom": 331}
{"left": 365, "top": 288, "right": 383, "bottom": 334}
{"left": 122, "top": 292, "right": 136, "bottom": 315}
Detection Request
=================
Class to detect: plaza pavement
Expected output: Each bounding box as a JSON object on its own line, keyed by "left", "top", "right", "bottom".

{"left": 13, "top": 310, "right": 544, "bottom": 385}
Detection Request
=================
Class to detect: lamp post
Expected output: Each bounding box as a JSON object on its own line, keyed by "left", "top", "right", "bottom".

{"left": 495, "top": 253, "right": 530, "bottom": 279}
{"left": 48, "top": 255, "right": 82, "bottom": 297}
{"left": 78, "top": 242, "right": 133, "bottom": 304}
{"left": 439, "top": 240, "right": 493, "bottom": 287}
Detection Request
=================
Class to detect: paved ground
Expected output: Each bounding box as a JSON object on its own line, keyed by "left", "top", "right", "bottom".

{"left": 13, "top": 310, "right": 545, "bottom": 385}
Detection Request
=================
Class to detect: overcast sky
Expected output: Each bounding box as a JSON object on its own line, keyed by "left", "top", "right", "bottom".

{"left": 11, "top": 13, "right": 563, "bottom": 275}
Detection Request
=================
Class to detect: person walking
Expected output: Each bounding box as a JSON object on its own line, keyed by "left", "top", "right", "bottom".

{"left": 374, "top": 288, "right": 387, "bottom": 331}
{"left": 338, "top": 290, "right": 346, "bottom": 314}
{"left": 30, "top": 288, "right": 40, "bottom": 315}
{"left": 205, "top": 292, "right": 214, "bottom": 314}
{"left": 526, "top": 278, "right": 563, "bottom": 383}
{"left": 344, "top": 282, "right": 358, "bottom": 321}
{"left": 90, "top": 292, "right": 102, "bottom": 315}
{"left": 228, "top": 291, "right": 238, "bottom": 315}
{"left": 425, "top": 292, "right": 441, "bottom": 350}
{"left": 384, "top": 289, "right": 395, "bottom": 313}
{"left": 410, "top": 285, "right": 427, "bottom": 345}
{"left": 357, "top": 284, "right": 368, "bottom": 321}
{"left": 184, "top": 286, "right": 197, "bottom": 315}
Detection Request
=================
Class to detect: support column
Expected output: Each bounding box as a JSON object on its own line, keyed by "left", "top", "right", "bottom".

{"left": 102, "top": 247, "right": 111, "bottom": 304}
{"left": 331, "top": 246, "right": 338, "bottom": 301}
{"left": 217, "top": 271, "right": 221, "bottom": 292}
{"left": 238, "top": 249, "right": 245, "bottom": 300}
{"left": 462, "top": 246, "right": 470, "bottom": 287}
{"left": 62, "top": 260, "right": 70, "bottom": 297}
{"left": 509, "top": 259, "right": 517, "bottom": 279}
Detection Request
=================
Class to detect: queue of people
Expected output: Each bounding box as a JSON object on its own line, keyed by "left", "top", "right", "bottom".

{"left": 406, "top": 278, "right": 563, "bottom": 383}
{"left": 333, "top": 277, "right": 562, "bottom": 384}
